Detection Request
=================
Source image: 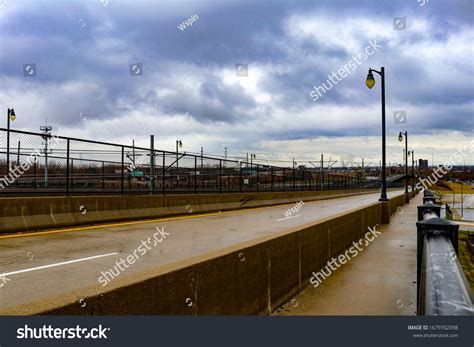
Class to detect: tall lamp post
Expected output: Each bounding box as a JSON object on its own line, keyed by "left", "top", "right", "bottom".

{"left": 176, "top": 140, "right": 182, "bottom": 186}
{"left": 6, "top": 108, "right": 16, "bottom": 172}
{"left": 250, "top": 153, "right": 256, "bottom": 166}
{"left": 398, "top": 131, "right": 408, "bottom": 194}
{"left": 408, "top": 150, "right": 414, "bottom": 192}
{"left": 366, "top": 67, "right": 388, "bottom": 201}
{"left": 249, "top": 153, "right": 256, "bottom": 187}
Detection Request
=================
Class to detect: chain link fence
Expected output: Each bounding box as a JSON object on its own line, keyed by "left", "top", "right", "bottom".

{"left": 0, "top": 128, "right": 381, "bottom": 196}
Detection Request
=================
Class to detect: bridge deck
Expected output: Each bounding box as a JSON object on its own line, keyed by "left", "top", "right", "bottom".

{"left": 277, "top": 193, "right": 421, "bottom": 315}
{"left": 0, "top": 190, "right": 405, "bottom": 314}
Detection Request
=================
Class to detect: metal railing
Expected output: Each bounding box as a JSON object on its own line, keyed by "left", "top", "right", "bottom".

{"left": 416, "top": 189, "right": 474, "bottom": 315}
{"left": 0, "top": 128, "right": 382, "bottom": 196}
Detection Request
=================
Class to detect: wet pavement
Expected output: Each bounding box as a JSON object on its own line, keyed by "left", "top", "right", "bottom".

{"left": 276, "top": 193, "right": 421, "bottom": 315}
{"left": 0, "top": 190, "right": 405, "bottom": 313}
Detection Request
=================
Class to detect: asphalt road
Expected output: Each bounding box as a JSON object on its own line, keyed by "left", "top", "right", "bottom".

{"left": 0, "top": 190, "right": 404, "bottom": 314}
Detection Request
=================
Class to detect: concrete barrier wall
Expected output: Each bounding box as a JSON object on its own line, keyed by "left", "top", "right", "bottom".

{"left": 0, "top": 189, "right": 378, "bottom": 234}
{"left": 38, "top": 192, "right": 414, "bottom": 316}
{"left": 389, "top": 193, "right": 407, "bottom": 215}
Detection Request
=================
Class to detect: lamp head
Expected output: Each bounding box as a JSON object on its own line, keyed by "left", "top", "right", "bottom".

{"left": 365, "top": 70, "right": 375, "bottom": 89}
{"left": 398, "top": 132, "right": 403, "bottom": 142}
{"left": 8, "top": 108, "right": 16, "bottom": 121}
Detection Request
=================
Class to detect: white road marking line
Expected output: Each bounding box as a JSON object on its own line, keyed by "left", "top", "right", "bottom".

{"left": 277, "top": 215, "right": 301, "bottom": 221}
{"left": 0, "top": 252, "right": 119, "bottom": 277}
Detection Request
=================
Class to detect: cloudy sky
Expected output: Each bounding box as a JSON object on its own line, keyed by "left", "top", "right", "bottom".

{"left": 0, "top": 0, "right": 473, "bottom": 167}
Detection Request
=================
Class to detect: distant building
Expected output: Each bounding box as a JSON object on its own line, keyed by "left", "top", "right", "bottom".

{"left": 419, "top": 159, "right": 428, "bottom": 169}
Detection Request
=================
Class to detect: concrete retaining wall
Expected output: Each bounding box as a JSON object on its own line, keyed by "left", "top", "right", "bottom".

{"left": 37, "top": 191, "right": 415, "bottom": 315}
{"left": 0, "top": 189, "right": 377, "bottom": 234}
{"left": 389, "top": 193, "right": 407, "bottom": 215}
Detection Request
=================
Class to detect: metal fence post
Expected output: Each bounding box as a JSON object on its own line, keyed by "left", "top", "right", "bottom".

{"left": 162, "top": 152, "right": 165, "bottom": 195}
{"left": 194, "top": 156, "right": 197, "bottom": 194}
{"left": 292, "top": 168, "right": 295, "bottom": 190}
{"left": 302, "top": 170, "right": 305, "bottom": 191}
{"left": 33, "top": 157, "right": 37, "bottom": 189}
{"left": 17, "top": 140, "right": 20, "bottom": 166}
{"left": 256, "top": 164, "right": 259, "bottom": 192}
{"left": 121, "top": 146, "right": 124, "bottom": 195}
{"left": 66, "top": 138, "right": 70, "bottom": 196}
{"left": 271, "top": 166, "right": 274, "bottom": 192}
{"left": 150, "top": 135, "right": 155, "bottom": 195}
{"left": 219, "top": 159, "right": 222, "bottom": 193}
{"left": 239, "top": 161, "right": 243, "bottom": 193}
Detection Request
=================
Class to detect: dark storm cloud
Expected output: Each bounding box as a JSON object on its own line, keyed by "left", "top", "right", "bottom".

{"left": 0, "top": 0, "right": 472, "bottom": 142}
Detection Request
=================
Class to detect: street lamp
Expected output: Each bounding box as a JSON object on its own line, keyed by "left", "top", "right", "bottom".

{"left": 176, "top": 140, "right": 183, "bottom": 181}
{"left": 408, "top": 150, "right": 415, "bottom": 191}
{"left": 176, "top": 140, "right": 183, "bottom": 152}
{"left": 6, "top": 108, "right": 16, "bottom": 172}
{"left": 293, "top": 158, "right": 298, "bottom": 169}
{"left": 249, "top": 153, "right": 256, "bottom": 187}
{"left": 398, "top": 131, "right": 408, "bottom": 194}
{"left": 250, "top": 153, "right": 256, "bottom": 166}
{"left": 366, "top": 67, "right": 388, "bottom": 201}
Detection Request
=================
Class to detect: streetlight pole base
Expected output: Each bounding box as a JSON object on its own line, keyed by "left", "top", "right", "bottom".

{"left": 379, "top": 197, "right": 389, "bottom": 202}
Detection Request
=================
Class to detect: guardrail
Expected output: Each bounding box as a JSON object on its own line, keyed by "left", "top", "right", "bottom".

{"left": 416, "top": 189, "right": 474, "bottom": 315}
{"left": 0, "top": 128, "right": 383, "bottom": 196}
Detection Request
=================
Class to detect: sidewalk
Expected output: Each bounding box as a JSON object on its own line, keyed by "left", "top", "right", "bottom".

{"left": 277, "top": 194, "right": 422, "bottom": 315}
